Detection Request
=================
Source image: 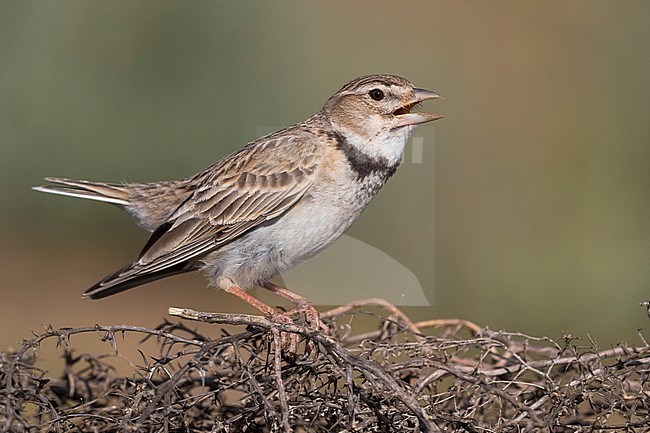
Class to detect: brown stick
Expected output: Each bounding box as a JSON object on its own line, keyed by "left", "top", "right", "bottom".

{"left": 271, "top": 328, "right": 291, "bottom": 433}
{"left": 321, "top": 297, "right": 423, "bottom": 335}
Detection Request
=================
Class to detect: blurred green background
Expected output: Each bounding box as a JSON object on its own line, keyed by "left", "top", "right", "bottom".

{"left": 1, "top": 1, "right": 649, "bottom": 352}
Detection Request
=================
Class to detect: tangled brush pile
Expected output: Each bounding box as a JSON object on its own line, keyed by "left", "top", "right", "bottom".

{"left": 2, "top": 298, "right": 649, "bottom": 432}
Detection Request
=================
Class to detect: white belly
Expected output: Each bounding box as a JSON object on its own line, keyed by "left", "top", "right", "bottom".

{"left": 199, "top": 187, "right": 369, "bottom": 290}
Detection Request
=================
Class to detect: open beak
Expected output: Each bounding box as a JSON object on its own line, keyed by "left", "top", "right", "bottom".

{"left": 392, "top": 88, "right": 443, "bottom": 130}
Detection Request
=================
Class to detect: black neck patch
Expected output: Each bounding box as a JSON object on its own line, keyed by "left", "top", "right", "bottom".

{"left": 330, "top": 131, "right": 399, "bottom": 181}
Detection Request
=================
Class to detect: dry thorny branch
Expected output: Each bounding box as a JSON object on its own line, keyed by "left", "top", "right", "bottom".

{"left": 2, "top": 298, "right": 649, "bottom": 432}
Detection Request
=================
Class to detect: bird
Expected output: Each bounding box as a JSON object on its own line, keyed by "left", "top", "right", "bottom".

{"left": 34, "top": 74, "right": 442, "bottom": 327}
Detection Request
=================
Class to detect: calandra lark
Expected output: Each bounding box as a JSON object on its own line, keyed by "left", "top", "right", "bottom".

{"left": 35, "top": 74, "right": 442, "bottom": 325}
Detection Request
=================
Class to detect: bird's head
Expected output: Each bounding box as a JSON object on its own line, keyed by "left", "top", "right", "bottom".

{"left": 325, "top": 74, "right": 442, "bottom": 136}
{"left": 323, "top": 74, "right": 442, "bottom": 168}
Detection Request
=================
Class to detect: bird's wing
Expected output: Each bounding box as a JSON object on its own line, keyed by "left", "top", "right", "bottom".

{"left": 84, "top": 130, "right": 321, "bottom": 299}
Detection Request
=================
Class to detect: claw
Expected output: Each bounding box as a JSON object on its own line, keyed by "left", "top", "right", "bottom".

{"left": 268, "top": 312, "right": 299, "bottom": 355}
{"left": 285, "top": 302, "right": 329, "bottom": 334}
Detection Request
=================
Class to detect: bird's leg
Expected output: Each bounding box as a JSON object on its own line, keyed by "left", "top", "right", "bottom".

{"left": 222, "top": 281, "right": 298, "bottom": 353}
{"left": 222, "top": 281, "right": 280, "bottom": 316}
{"left": 262, "top": 282, "right": 324, "bottom": 332}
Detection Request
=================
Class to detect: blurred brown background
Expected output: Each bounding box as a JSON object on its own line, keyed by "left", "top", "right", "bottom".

{"left": 1, "top": 1, "right": 649, "bottom": 357}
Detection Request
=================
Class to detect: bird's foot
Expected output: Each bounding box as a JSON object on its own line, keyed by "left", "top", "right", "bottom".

{"left": 286, "top": 300, "right": 329, "bottom": 335}
{"left": 261, "top": 282, "right": 329, "bottom": 334}
{"left": 268, "top": 312, "right": 300, "bottom": 354}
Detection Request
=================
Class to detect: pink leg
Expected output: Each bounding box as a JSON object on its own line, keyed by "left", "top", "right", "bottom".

{"left": 222, "top": 281, "right": 279, "bottom": 316}
{"left": 262, "top": 282, "right": 323, "bottom": 331}
{"left": 222, "top": 281, "right": 298, "bottom": 352}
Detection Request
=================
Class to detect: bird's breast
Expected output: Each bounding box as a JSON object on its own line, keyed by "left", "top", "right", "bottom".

{"left": 199, "top": 146, "right": 396, "bottom": 290}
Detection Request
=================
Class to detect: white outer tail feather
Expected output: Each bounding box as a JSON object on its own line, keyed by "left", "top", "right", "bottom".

{"left": 32, "top": 185, "right": 130, "bottom": 205}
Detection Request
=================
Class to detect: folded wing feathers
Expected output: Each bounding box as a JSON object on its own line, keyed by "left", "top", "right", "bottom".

{"left": 83, "top": 132, "right": 321, "bottom": 298}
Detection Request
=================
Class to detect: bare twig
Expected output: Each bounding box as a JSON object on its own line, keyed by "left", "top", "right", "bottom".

{"left": 271, "top": 328, "right": 291, "bottom": 433}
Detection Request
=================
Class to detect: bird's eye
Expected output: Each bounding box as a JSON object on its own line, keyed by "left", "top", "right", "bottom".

{"left": 369, "top": 89, "right": 385, "bottom": 101}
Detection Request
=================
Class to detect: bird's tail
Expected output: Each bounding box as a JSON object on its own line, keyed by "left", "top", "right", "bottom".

{"left": 33, "top": 177, "right": 131, "bottom": 206}
{"left": 34, "top": 176, "right": 192, "bottom": 231}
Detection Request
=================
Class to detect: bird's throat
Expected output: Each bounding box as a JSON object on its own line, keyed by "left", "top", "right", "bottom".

{"left": 330, "top": 131, "right": 401, "bottom": 181}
